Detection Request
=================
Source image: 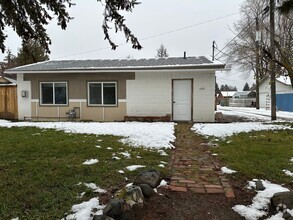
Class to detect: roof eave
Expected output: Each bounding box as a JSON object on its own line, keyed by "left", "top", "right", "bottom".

{"left": 5, "top": 64, "right": 226, "bottom": 74}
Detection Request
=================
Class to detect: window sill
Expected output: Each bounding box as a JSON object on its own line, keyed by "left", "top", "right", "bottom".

{"left": 88, "top": 104, "right": 118, "bottom": 107}
{"left": 40, "top": 104, "right": 68, "bottom": 106}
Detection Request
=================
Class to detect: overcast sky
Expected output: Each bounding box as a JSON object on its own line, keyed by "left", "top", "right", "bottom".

{"left": 0, "top": 0, "right": 255, "bottom": 90}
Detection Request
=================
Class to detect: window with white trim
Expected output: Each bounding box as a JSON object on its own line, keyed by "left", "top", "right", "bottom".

{"left": 40, "top": 82, "right": 68, "bottom": 105}
{"left": 88, "top": 82, "right": 117, "bottom": 106}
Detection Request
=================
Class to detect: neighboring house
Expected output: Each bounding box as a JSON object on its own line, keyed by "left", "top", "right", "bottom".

{"left": 5, "top": 56, "right": 225, "bottom": 122}
{"left": 0, "top": 76, "right": 17, "bottom": 85}
{"left": 218, "top": 91, "right": 236, "bottom": 106}
{"left": 259, "top": 75, "right": 293, "bottom": 111}
{"left": 229, "top": 91, "right": 256, "bottom": 107}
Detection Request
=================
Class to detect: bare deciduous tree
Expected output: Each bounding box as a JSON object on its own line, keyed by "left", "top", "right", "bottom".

{"left": 156, "top": 44, "right": 169, "bottom": 58}
{"left": 224, "top": 0, "right": 293, "bottom": 88}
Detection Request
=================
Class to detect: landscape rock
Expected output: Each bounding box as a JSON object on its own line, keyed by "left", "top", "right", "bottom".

{"left": 133, "top": 169, "right": 161, "bottom": 188}
{"left": 116, "top": 185, "right": 144, "bottom": 207}
{"left": 255, "top": 180, "right": 265, "bottom": 191}
{"left": 271, "top": 191, "right": 293, "bottom": 210}
{"left": 93, "top": 215, "right": 115, "bottom": 220}
{"left": 283, "top": 211, "right": 293, "bottom": 220}
{"left": 103, "top": 199, "right": 131, "bottom": 220}
{"left": 139, "top": 184, "right": 155, "bottom": 198}
{"left": 215, "top": 112, "right": 223, "bottom": 122}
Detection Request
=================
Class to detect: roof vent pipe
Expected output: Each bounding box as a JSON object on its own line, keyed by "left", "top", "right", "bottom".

{"left": 183, "top": 51, "right": 186, "bottom": 59}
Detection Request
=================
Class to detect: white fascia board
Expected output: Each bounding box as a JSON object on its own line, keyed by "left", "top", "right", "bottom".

{"left": 6, "top": 64, "right": 226, "bottom": 74}
{"left": 8, "top": 67, "right": 225, "bottom": 74}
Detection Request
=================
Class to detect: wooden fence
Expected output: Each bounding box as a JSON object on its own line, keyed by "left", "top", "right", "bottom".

{"left": 0, "top": 85, "right": 18, "bottom": 120}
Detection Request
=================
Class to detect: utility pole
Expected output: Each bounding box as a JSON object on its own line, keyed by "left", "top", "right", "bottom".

{"left": 212, "top": 41, "right": 215, "bottom": 61}
{"left": 270, "top": 0, "right": 276, "bottom": 120}
{"left": 255, "top": 16, "right": 260, "bottom": 110}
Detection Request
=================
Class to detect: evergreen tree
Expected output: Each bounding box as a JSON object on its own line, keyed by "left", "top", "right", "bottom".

{"left": 0, "top": 0, "right": 141, "bottom": 53}
{"left": 15, "top": 40, "right": 49, "bottom": 66}
{"left": 156, "top": 44, "right": 169, "bottom": 58}
{"left": 220, "top": 84, "right": 237, "bottom": 91}
{"left": 4, "top": 49, "right": 17, "bottom": 68}
{"left": 243, "top": 82, "right": 250, "bottom": 91}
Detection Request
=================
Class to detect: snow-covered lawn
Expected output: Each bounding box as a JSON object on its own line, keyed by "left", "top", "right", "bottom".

{"left": 192, "top": 122, "right": 292, "bottom": 139}
{"left": 217, "top": 106, "right": 293, "bottom": 122}
{"left": 192, "top": 107, "right": 293, "bottom": 139}
{"left": 0, "top": 120, "right": 175, "bottom": 220}
{"left": 0, "top": 120, "right": 175, "bottom": 149}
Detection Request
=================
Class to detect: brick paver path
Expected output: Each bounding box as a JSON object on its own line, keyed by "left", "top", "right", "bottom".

{"left": 169, "top": 123, "right": 235, "bottom": 198}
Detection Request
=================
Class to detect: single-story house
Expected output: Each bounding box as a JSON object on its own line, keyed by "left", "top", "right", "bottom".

{"left": 229, "top": 91, "right": 256, "bottom": 107}
{"left": 259, "top": 75, "right": 293, "bottom": 111}
{"left": 0, "top": 76, "right": 17, "bottom": 85}
{"left": 218, "top": 91, "right": 236, "bottom": 106}
{"left": 5, "top": 56, "right": 225, "bottom": 122}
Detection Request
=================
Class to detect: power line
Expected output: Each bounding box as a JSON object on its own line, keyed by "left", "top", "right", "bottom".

{"left": 139, "top": 12, "right": 239, "bottom": 41}
{"left": 52, "top": 12, "right": 239, "bottom": 60}
{"left": 214, "top": 21, "right": 253, "bottom": 59}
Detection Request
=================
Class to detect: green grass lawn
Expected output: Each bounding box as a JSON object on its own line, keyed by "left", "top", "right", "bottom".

{"left": 212, "top": 128, "right": 293, "bottom": 188}
{"left": 0, "top": 127, "right": 170, "bottom": 219}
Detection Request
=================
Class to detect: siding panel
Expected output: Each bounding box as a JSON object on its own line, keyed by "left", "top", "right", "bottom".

{"left": 24, "top": 72, "right": 135, "bottom": 100}
{"left": 276, "top": 93, "right": 293, "bottom": 112}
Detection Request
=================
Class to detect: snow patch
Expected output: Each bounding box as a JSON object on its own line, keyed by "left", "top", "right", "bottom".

{"left": 192, "top": 122, "right": 291, "bottom": 139}
{"left": 221, "top": 166, "right": 237, "bottom": 174}
{"left": 158, "top": 179, "right": 168, "bottom": 188}
{"left": 84, "top": 183, "right": 106, "bottom": 193}
{"left": 126, "top": 165, "right": 146, "bottom": 171}
{"left": 112, "top": 156, "right": 121, "bottom": 160}
{"left": 119, "top": 151, "right": 131, "bottom": 158}
{"left": 63, "top": 198, "right": 105, "bottom": 220}
{"left": 232, "top": 180, "right": 289, "bottom": 220}
{"left": 283, "top": 169, "right": 293, "bottom": 177}
{"left": 0, "top": 121, "right": 175, "bottom": 149}
{"left": 82, "top": 159, "right": 98, "bottom": 165}
{"left": 118, "top": 170, "right": 124, "bottom": 174}
{"left": 158, "top": 150, "right": 168, "bottom": 156}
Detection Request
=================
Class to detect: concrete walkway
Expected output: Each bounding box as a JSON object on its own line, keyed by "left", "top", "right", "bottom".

{"left": 168, "top": 123, "right": 235, "bottom": 198}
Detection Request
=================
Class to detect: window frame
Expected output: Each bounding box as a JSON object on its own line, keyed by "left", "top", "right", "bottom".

{"left": 39, "top": 82, "right": 68, "bottom": 106}
{"left": 87, "top": 81, "right": 117, "bottom": 107}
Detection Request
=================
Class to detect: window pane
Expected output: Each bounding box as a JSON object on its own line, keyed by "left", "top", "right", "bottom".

{"left": 89, "top": 83, "right": 102, "bottom": 104}
{"left": 54, "top": 83, "right": 67, "bottom": 104}
{"left": 103, "top": 83, "right": 116, "bottom": 105}
{"left": 41, "top": 83, "right": 53, "bottom": 104}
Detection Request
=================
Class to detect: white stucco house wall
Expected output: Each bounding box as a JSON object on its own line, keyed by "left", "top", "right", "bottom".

{"left": 259, "top": 75, "right": 292, "bottom": 109}
{"left": 6, "top": 56, "right": 225, "bottom": 122}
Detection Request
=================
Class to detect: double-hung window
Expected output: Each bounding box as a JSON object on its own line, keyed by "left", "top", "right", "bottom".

{"left": 88, "top": 82, "right": 117, "bottom": 106}
{"left": 40, "top": 82, "right": 68, "bottom": 105}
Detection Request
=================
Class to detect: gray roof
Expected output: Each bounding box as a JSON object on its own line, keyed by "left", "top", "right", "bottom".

{"left": 6, "top": 56, "right": 225, "bottom": 73}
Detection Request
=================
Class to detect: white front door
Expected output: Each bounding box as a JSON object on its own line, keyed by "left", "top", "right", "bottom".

{"left": 173, "top": 79, "right": 192, "bottom": 121}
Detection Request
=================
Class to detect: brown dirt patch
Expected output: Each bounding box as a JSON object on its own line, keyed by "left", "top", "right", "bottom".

{"left": 132, "top": 123, "right": 255, "bottom": 220}
{"left": 132, "top": 181, "right": 254, "bottom": 220}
